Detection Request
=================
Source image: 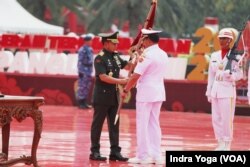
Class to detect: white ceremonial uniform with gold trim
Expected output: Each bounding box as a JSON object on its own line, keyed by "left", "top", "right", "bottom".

{"left": 206, "top": 50, "right": 243, "bottom": 142}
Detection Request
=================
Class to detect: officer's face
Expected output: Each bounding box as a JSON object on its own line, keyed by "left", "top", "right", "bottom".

{"left": 142, "top": 37, "right": 150, "bottom": 48}
{"left": 85, "top": 40, "right": 93, "bottom": 46}
{"left": 219, "top": 37, "right": 232, "bottom": 49}
{"left": 106, "top": 41, "right": 118, "bottom": 52}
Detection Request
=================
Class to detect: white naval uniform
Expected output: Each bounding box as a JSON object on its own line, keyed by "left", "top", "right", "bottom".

{"left": 134, "top": 44, "right": 168, "bottom": 160}
{"left": 206, "top": 50, "right": 243, "bottom": 142}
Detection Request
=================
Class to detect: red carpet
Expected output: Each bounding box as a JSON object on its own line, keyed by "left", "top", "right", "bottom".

{"left": 2, "top": 105, "right": 250, "bottom": 166}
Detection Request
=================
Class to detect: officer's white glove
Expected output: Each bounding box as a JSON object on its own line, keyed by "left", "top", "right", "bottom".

{"left": 207, "top": 96, "right": 211, "bottom": 103}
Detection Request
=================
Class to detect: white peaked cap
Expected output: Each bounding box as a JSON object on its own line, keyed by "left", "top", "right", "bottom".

{"left": 218, "top": 28, "right": 234, "bottom": 39}
{"left": 141, "top": 28, "right": 162, "bottom": 35}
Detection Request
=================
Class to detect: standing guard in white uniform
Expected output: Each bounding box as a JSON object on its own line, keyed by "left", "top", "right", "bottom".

{"left": 206, "top": 28, "right": 243, "bottom": 151}
{"left": 122, "top": 28, "right": 168, "bottom": 164}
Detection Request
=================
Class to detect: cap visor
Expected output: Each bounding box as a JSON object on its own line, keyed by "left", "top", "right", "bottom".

{"left": 108, "top": 39, "right": 119, "bottom": 44}
{"left": 218, "top": 35, "right": 232, "bottom": 39}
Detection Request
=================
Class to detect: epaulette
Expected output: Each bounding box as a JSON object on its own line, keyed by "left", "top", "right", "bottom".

{"left": 98, "top": 51, "right": 104, "bottom": 56}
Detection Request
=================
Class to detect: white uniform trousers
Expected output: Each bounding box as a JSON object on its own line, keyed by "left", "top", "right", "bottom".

{"left": 211, "top": 97, "right": 235, "bottom": 142}
{"left": 136, "top": 101, "right": 162, "bottom": 160}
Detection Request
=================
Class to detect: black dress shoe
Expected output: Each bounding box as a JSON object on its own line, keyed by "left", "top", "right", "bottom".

{"left": 109, "top": 152, "right": 128, "bottom": 161}
{"left": 89, "top": 152, "right": 107, "bottom": 161}
{"left": 79, "top": 103, "right": 92, "bottom": 109}
{"left": 78, "top": 99, "right": 92, "bottom": 109}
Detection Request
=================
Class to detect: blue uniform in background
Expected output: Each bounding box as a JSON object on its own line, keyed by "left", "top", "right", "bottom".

{"left": 77, "top": 44, "right": 93, "bottom": 108}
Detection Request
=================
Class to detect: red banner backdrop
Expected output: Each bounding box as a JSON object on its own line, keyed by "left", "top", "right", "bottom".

{"left": 0, "top": 34, "right": 191, "bottom": 55}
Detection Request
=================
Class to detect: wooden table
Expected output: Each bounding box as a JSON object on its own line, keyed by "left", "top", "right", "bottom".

{"left": 0, "top": 95, "right": 44, "bottom": 167}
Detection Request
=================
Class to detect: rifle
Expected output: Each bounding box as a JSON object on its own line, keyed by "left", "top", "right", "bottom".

{"left": 225, "top": 15, "right": 250, "bottom": 71}
{"left": 114, "top": 0, "right": 157, "bottom": 125}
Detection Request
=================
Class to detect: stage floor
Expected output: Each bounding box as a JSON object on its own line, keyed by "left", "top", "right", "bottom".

{"left": 2, "top": 105, "right": 250, "bottom": 167}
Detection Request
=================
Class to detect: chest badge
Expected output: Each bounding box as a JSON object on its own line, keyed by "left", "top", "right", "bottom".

{"left": 108, "top": 59, "right": 112, "bottom": 65}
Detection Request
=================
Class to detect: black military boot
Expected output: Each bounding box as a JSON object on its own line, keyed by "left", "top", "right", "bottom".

{"left": 89, "top": 152, "right": 107, "bottom": 161}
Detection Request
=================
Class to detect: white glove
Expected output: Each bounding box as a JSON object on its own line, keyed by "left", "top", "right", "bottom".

{"left": 207, "top": 96, "right": 211, "bottom": 103}
{"left": 248, "top": 98, "right": 250, "bottom": 105}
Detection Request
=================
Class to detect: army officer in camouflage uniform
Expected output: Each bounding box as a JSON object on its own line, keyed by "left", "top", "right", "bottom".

{"left": 89, "top": 31, "right": 129, "bottom": 161}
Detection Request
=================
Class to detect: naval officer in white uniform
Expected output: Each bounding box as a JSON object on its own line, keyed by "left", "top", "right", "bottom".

{"left": 122, "top": 28, "right": 168, "bottom": 164}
